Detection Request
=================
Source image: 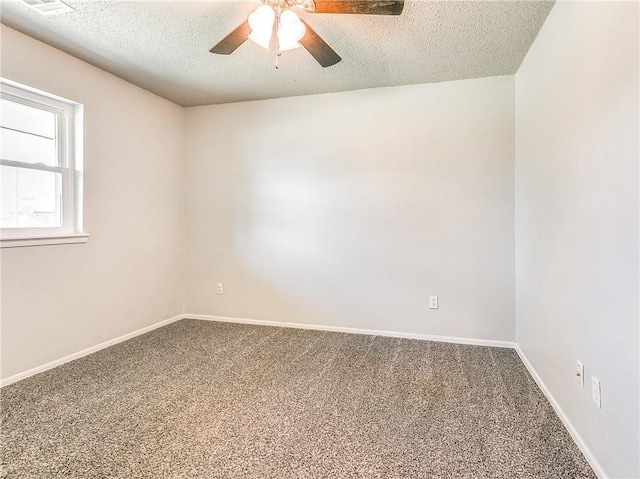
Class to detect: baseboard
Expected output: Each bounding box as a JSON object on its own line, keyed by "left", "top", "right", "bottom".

{"left": 186, "top": 314, "right": 516, "bottom": 349}
{"left": 1, "top": 313, "right": 512, "bottom": 388}
{"left": 0, "top": 313, "right": 186, "bottom": 388}
{"left": 515, "top": 346, "right": 607, "bottom": 479}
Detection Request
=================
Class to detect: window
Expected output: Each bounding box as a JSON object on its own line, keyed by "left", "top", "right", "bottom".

{"left": 0, "top": 79, "right": 86, "bottom": 247}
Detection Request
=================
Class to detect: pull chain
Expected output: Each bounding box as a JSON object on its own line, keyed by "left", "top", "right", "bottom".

{"left": 274, "top": 3, "right": 281, "bottom": 69}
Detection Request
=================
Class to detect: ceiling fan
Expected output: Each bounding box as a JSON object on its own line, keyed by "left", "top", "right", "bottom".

{"left": 210, "top": 0, "right": 405, "bottom": 68}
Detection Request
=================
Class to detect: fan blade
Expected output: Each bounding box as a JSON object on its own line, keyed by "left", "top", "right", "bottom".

{"left": 311, "top": 0, "right": 404, "bottom": 15}
{"left": 210, "top": 21, "right": 251, "bottom": 55}
{"left": 299, "top": 20, "right": 341, "bottom": 68}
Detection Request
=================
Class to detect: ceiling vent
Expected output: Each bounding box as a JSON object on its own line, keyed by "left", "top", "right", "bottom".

{"left": 21, "top": 0, "right": 74, "bottom": 15}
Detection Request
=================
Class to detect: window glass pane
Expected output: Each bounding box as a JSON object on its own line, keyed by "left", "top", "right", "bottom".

{"left": 0, "top": 128, "right": 57, "bottom": 166}
{"left": 0, "top": 98, "right": 55, "bottom": 139}
{"left": 1, "top": 165, "right": 62, "bottom": 228}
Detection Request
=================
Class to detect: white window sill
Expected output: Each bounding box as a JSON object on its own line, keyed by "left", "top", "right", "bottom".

{"left": 0, "top": 233, "right": 89, "bottom": 248}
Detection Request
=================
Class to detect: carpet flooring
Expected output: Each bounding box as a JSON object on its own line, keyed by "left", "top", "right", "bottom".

{"left": 1, "top": 319, "right": 595, "bottom": 478}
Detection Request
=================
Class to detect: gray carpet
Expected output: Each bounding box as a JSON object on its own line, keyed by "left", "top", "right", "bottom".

{"left": 1, "top": 319, "right": 595, "bottom": 478}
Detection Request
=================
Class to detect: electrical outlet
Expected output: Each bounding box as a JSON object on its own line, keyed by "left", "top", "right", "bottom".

{"left": 591, "top": 376, "right": 601, "bottom": 408}
{"left": 216, "top": 283, "right": 223, "bottom": 294}
{"left": 576, "top": 360, "right": 584, "bottom": 388}
{"left": 429, "top": 296, "right": 438, "bottom": 309}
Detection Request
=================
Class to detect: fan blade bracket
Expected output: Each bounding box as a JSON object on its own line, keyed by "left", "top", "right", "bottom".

{"left": 297, "top": 0, "right": 316, "bottom": 12}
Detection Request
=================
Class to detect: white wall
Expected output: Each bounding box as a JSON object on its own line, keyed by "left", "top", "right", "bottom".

{"left": 185, "top": 76, "right": 515, "bottom": 341}
{"left": 515, "top": 2, "right": 639, "bottom": 478}
{"left": 0, "top": 26, "right": 185, "bottom": 380}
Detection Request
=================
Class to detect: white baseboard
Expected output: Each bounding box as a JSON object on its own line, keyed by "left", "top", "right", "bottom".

{"left": 186, "top": 314, "right": 516, "bottom": 349}
{"left": 515, "top": 346, "right": 607, "bottom": 479}
{"left": 0, "top": 314, "right": 186, "bottom": 388}
{"left": 1, "top": 313, "right": 512, "bottom": 388}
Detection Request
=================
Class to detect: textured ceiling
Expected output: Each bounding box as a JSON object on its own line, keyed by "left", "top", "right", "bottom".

{"left": 0, "top": 0, "right": 554, "bottom": 106}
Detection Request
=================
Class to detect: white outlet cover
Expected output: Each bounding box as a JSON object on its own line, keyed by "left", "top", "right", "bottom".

{"left": 576, "top": 360, "right": 584, "bottom": 388}
{"left": 591, "top": 376, "right": 601, "bottom": 408}
{"left": 429, "top": 296, "right": 438, "bottom": 309}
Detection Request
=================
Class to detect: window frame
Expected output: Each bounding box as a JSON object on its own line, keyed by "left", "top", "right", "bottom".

{"left": 0, "top": 79, "right": 87, "bottom": 247}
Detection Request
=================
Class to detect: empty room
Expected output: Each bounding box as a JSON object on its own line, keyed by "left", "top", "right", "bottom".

{"left": 0, "top": 0, "right": 638, "bottom": 477}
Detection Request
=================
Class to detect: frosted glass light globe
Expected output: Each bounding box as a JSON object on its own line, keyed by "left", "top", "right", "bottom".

{"left": 278, "top": 9, "right": 306, "bottom": 51}
{"left": 248, "top": 4, "right": 275, "bottom": 50}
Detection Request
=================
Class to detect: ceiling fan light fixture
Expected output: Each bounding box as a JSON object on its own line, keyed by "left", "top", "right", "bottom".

{"left": 211, "top": 0, "right": 407, "bottom": 67}
{"left": 247, "top": 4, "right": 275, "bottom": 50}
{"left": 278, "top": 10, "right": 306, "bottom": 51}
